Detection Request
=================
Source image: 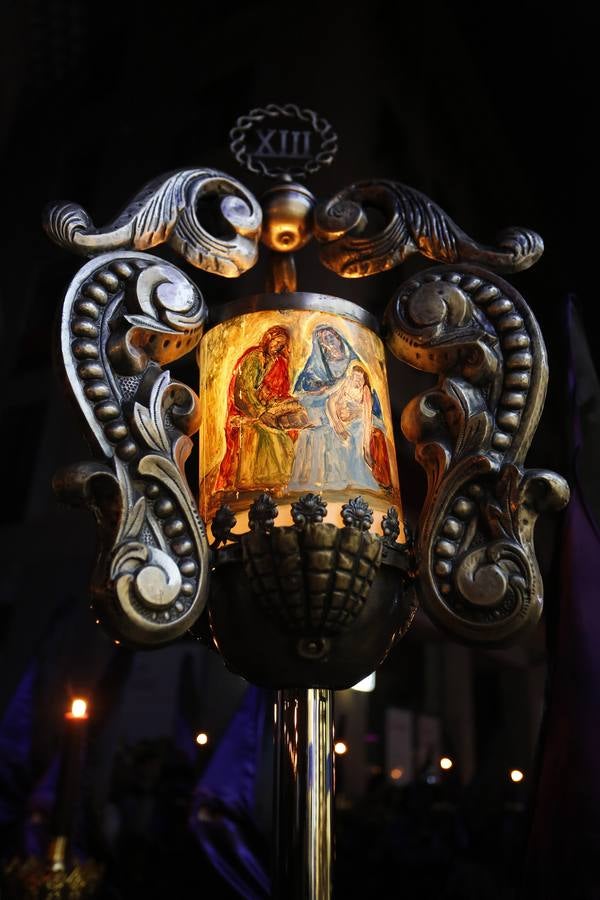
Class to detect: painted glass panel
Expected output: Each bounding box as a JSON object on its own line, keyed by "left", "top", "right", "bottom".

{"left": 199, "top": 309, "right": 402, "bottom": 532}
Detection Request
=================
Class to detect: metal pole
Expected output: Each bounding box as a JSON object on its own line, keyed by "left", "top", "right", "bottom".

{"left": 273, "top": 688, "right": 334, "bottom": 900}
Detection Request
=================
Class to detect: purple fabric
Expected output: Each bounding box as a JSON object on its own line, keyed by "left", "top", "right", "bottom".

{"left": 0, "top": 663, "right": 36, "bottom": 827}
{"left": 526, "top": 299, "right": 600, "bottom": 897}
{"left": 189, "top": 685, "right": 270, "bottom": 899}
{"left": 23, "top": 753, "right": 60, "bottom": 857}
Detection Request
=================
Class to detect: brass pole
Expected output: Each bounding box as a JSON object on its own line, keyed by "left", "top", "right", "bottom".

{"left": 273, "top": 688, "right": 334, "bottom": 900}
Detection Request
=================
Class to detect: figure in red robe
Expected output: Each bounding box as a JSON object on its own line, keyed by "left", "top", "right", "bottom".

{"left": 215, "top": 326, "right": 307, "bottom": 494}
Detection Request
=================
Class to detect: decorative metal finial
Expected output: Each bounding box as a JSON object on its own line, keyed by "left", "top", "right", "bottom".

{"left": 291, "top": 493, "right": 328, "bottom": 527}
{"left": 381, "top": 507, "right": 401, "bottom": 544}
{"left": 248, "top": 493, "right": 279, "bottom": 532}
{"left": 341, "top": 497, "right": 374, "bottom": 531}
{"left": 210, "top": 504, "right": 238, "bottom": 548}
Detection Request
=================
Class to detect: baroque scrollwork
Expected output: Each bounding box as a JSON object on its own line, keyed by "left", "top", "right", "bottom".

{"left": 44, "top": 168, "right": 262, "bottom": 277}
{"left": 53, "top": 250, "right": 210, "bottom": 645}
{"left": 314, "top": 181, "right": 543, "bottom": 278}
{"left": 384, "top": 265, "right": 569, "bottom": 643}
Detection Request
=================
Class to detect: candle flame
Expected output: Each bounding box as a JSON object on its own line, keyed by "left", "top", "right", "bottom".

{"left": 67, "top": 698, "right": 88, "bottom": 719}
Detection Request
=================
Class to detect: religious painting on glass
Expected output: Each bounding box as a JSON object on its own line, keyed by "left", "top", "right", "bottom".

{"left": 199, "top": 307, "right": 402, "bottom": 533}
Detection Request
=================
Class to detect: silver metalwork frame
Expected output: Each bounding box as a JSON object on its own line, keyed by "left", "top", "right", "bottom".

{"left": 45, "top": 121, "right": 569, "bottom": 898}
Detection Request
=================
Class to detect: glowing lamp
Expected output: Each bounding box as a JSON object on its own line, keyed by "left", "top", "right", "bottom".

{"left": 510, "top": 769, "right": 525, "bottom": 783}
{"left": 47, "top": 103, "right": 569, "bottom": 900}
{"left": 440, "top": 757, "right": 453, "bottom": 770}
{"left": 196, "top": 732, "right": 209, "bottom": 746}
{"left": 334, "top": 740, "right": 348, "bottom": 756}
{"left": 203, "top": 295, "right": 413, "bottom": 690}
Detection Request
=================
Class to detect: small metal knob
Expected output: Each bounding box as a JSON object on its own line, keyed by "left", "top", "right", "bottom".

{"left": 260, "top": 183, "right": 316, "bottom": 253}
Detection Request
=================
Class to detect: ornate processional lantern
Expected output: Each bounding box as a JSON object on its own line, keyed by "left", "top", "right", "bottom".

{"left": 44, "top": 104, "right": 569, "bottom": 899}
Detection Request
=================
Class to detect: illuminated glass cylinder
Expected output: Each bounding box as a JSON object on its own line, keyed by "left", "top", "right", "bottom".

{"left": 199, "top": 294, "right": 403, "bottom": 535}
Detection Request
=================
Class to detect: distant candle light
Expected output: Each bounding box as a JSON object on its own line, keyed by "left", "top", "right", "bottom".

{"left": 510, "top": 769, "right": 524, "bottom": 783}
{"left": 54, "top": 695, "right": 89, "bottom": 842}
{"left": 334, "top": 740, "right": 348, "bottom": 755}
{"left": 390, "top": 767, "right": 404, "bottom": 780}
{"left": 67, "top": 698, "right": 88, "bottom": 720}
{"left": 440, "top": 757, "right": 453, "bottom": 770}
{"left": 196, "top": 732, "right": 209, "bottom": 746}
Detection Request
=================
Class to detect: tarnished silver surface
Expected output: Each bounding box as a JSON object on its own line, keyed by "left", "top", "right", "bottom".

{"left": 53, "top": 251, "right": 210, "bottom": 645}
{"left": 44, "top": 169, "right": 262, "bottom": 277}
{"left": 315, "top": 180, "right": 543, "bottom": 277}
{"left": 385, "top": 265, "right": 569, "bottom": 644}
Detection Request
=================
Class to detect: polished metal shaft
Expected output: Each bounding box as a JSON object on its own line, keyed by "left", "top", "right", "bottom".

{"left": 273, "top": 688, "right": 334, "bottom": 900}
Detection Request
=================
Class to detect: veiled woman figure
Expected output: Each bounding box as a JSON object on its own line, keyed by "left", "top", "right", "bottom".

{"left": 289, "top": 325, "right": 355, "bottom": 490}
{"left": 289, "top": 326, "right": 392, "bottom": 492}
{"left": 327, "top": 364, "right": 392, "bottom": 489}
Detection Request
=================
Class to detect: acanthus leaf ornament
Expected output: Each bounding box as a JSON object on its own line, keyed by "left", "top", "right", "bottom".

{"left": 384, "top": 265, "right": 569, "bottom": 644}
{"left": 53, "top": 250, "right": 210, "bottom": 645}
{"left": 314, "top": 180, "right": 544, "bottom": 278}
{"left": 44, "top": 168, "right": 262, "bottom": 277}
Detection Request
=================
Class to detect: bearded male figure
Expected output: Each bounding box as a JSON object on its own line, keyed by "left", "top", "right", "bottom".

{"left": 215, "top": 326, "right": 307, "bottom": 495}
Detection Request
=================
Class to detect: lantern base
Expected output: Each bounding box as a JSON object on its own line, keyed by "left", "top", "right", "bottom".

{"left": 207, "top": 495, "right": 416, "bottom": 690}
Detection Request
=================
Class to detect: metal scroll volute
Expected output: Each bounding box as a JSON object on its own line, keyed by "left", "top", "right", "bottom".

{"left": 383, "top": 265, "right": 569, "bottom": 645}
{"left": 53, "top": 251, "right": 210, "bottom": 646}
{"left": 44, "top": 168, "right": 262, "bottom": 277}
{"left": 314, "top": 180, "right": 543, "bottom": 278}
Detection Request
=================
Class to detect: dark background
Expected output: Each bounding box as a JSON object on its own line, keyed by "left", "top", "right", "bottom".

{"left": 0, "top": 1, "right": 591, "bottom": 897}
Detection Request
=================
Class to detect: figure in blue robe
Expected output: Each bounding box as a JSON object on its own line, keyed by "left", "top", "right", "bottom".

{"left": 290, "top": 326, "right": 382, "bottom": 492}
